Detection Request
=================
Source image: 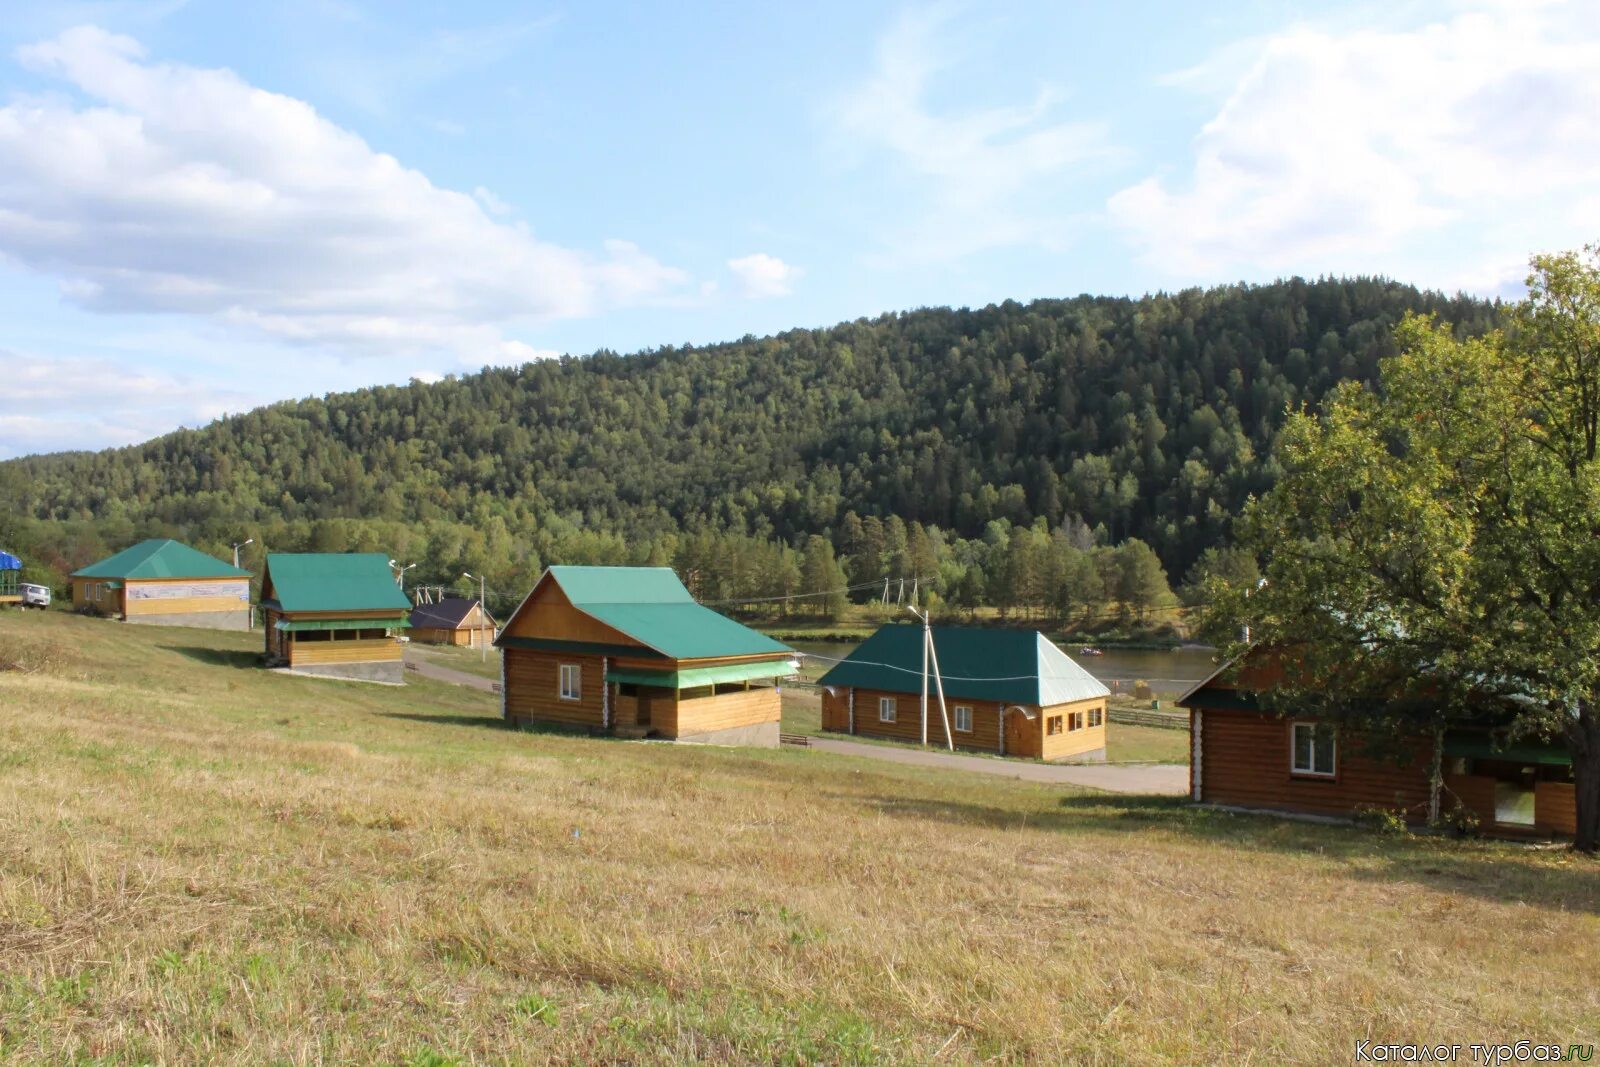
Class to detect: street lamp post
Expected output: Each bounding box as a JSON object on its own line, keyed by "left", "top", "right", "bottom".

{"left": 388, "top": 559, "right": 417, "bottom": 592}
{"left": 462, "top": 571, "right": 487, "bottom": 663}
{"left": 231, "top": 539, "right": 255, "bottom": 630}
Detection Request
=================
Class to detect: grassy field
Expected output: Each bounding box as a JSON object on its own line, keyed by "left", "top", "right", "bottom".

{"left": 1, "top": 611, "right": 1597, "bottom": 1064}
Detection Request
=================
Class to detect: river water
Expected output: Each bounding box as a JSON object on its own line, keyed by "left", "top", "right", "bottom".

{"left": 785, "top": 639, "right": 1220, "bottom": 699}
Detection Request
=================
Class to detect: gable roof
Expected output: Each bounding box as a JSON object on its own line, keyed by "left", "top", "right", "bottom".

{"left": 816, "top": 624, "right": 1109, "bottom": 707}
{"left": 498, "top": 565, "right": 790, "bottom": 660}
{"left": 546, "top": 565, "right": 697, "bottom": 604}
{"left": 409, "top": 598, "right": 492, "bottom": 630}
{"left": 263, "top": 553, "right": 413, "bottom": 614}
{"left": 72, "top": 539, "right": 249, "bottom": 580}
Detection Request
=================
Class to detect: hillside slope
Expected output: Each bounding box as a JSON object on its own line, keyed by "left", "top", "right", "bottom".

{"left": 1, "top": 280, "right": 1496, "bottom": 580}
{"left": 0, "top": 612, "right": 1593, "bottom": 1062}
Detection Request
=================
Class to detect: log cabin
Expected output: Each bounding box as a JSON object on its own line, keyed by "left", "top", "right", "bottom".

{"left": 817, "top": 625, "right": 1110, "bottom": 760}
{"left": 1178, "top": 654, "right": 1579, "bottom": 839}
{"left": 260, "top": 553, "right": 413, "bottom": 682}
{"left": 494, "top": 566, "right": 796, "bottom": 747}
{"left": 70, "top": 539, "right": 252, "bottom": 629}
{"left": 408, "top": 597, "right": 497, "bottom": 648}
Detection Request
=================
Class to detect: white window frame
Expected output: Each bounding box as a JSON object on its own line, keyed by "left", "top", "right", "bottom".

{"left": 953, "top": 705, "right": 973, "bottom": 733}
{"left": 1046, "top": 714, "right": 1064, "bottom": 736}
{"left": 559, "top": 663, "right": 582, "bottom": 702}
{"left": 1089, "top": 707, "right": 1103, "bottom": 728}
{"left": 1290, "top": 721, "right": 1337, "bottom": 777}
{"left": 1068, "top": 711, "right": 1084, "bottom": 732}
{"left": 878, "top": 696, "right": 897, "bottom": 723}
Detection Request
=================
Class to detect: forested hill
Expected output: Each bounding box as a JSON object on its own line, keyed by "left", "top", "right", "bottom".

{"left": 1, "top": 278, "right": 1496, "bottom": 598}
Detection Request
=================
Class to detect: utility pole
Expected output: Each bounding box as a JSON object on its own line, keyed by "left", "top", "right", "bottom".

{"left": 463, "top": 571, "right": 487, "bottom": 663}
{"left": 231, "top": 538, "right": 253, "bottom": 569}
{"left": 920, "top": 604, "right": 928, "bottom": 744}
{"left": 906, "top": 605, "right": 953, "bottom": 750}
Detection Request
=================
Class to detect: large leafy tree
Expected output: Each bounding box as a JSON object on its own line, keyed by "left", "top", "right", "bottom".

{"left": 1213, "top": 247, "right": 1600, "bottom": 851}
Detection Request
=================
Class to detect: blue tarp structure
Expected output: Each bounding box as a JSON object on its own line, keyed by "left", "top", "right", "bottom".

{"left": 0, "top": 551, "right": 20, "bottom": 571}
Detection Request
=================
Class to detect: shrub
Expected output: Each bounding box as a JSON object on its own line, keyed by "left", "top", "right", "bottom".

{"left": 1351, "top": 805, "right": 1409, "bottom": 836}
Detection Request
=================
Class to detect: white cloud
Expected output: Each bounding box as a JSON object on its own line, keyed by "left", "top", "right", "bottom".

{"left": 727, "top": 253, "right": 801, "bottom": 298}
{"left": 0, "top": 348, "right": 260, "bottom": 458}
{"left": 832, "top": 6, "right": 1115, "bottom": 262}
{"left": 472, "top": 186, "right": 512, "bottom": 216}
{"left": 0, "top": 26, "right": 691, "bottom": 360}
{"left": 1108, "top": 3, "right": 1600, "bottom": 289}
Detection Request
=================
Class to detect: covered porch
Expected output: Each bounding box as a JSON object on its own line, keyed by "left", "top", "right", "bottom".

{"left": 1443, "top": 736, "right": 1576, "bottom": 837}
{"left": 607, "top": 658, "right": 796, "bottom": 743}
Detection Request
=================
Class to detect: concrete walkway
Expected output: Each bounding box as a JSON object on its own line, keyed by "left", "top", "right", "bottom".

{"left": 403, "top": 650, "right": 498, "bottom": 693}
{"left": 807, "top": 737, "right": 1189, "bottom": 795}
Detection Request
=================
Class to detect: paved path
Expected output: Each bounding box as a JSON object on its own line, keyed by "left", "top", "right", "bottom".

{"left": 404, "top": 650, "right": 497, "bottom": 693}
{"left": 807, "top": 737, "right": 1188, "bottom": 794}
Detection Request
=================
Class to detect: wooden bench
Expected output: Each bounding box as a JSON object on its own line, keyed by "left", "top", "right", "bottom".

{"left": 779, "top": 733, "right": 810, "bottom": 747}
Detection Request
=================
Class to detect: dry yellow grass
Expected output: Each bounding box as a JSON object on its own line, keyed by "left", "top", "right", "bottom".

{"left": 0, "top": 611, "right": 1596, "bottom": 1064}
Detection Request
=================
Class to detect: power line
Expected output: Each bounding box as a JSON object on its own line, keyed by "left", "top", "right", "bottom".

{"left": 790, "top": 649, "right": 1210, "bottom": 686}
{"left": 701, "top": 576, "right": 932, "bottom": 607}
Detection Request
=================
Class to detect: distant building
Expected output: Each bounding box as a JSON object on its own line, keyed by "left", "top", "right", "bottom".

{"left": 1178, "top": 652, "right": 1578, "bottom": 838}
{"left": 0, "top": 549, "right": 20, "bottom": 607}
{"left": 495, "top": 566, "right": 795, "bottom": 747}
{"left": 817, "top": 625, "right": 1110, "bottom": 760}
{"left": 260, "top": 553, "right": 412, "bottom": 682}
{"left": 408, "top": 597, "right": 497, "bottom": 648}
{"left": 70, "top": 539, "right": 251, "bottom": 629}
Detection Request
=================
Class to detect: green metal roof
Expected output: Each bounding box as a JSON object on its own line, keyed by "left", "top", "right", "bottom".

{"left": 1443, "top": 735, "right": 1570, "bottom": 767}
{"left": 549, "top": 565, "right": 696, "bottom": 605}
{"left": 497, "top": 566, "right": 791, "bottom": 661}
{"left": 579, "top": 601, "right": 790, "bottom": 660}
{"left": 275, "top": 617, "right": 410, "bottom": 632}
{"left": 263, "top": 553, "right": 413, "bottom": 614}
{"left": 816, "top": 624, "right": 1108, "bottom": 706}
{"left": 607, "top": 659, "right": 799, "bottom": 690}
{"left": 72, "top": 539, "right": 249, "bottom": 581}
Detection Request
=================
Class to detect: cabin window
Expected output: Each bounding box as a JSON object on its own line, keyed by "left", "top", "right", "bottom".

{"left": 1089, "top": 707, "right": 1103, "bottom": 728}
{"left": 953, "top": 705, "right": 973, "bottom": 732}
{"left": 1291, "top": 722, "right": 1337, "bottom": 777}
{"left": 878, "top": 697, "right": 897, "bottom": 722}
{"left": 1046, "top": 715, "right": 1064, "bottom": 736}
{"left": 1067, "top": 711, "right": 1085, "bottom": 731}
{"left": 559, "top": 663, "right": 582, "bottom": 701}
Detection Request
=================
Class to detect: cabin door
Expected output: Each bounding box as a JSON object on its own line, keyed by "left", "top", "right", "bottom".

{"left": 1004, "top": 709, "right": 1032, "bottom": 756}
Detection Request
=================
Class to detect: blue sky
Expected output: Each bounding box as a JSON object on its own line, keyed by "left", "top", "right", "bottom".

{"left": 1, "top": 0, "right": 1597, "bottom": 458}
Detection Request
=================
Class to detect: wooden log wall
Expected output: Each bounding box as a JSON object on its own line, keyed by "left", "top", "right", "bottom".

{"left": 504, "top": 649, "right": 606, "bottom": 728}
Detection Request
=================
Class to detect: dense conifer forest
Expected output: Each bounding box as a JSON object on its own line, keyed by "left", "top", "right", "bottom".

{"left": 0, "top": 278, "right": 1498, "bottom": 624}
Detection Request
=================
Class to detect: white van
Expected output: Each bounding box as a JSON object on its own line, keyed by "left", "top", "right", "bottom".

{"left": 19, "top": 583, "right": 50, "bottom": 609}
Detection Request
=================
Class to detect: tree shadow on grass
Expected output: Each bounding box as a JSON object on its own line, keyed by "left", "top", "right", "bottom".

{"left": 844, "top": 790, "right": 1600, "bottom": 915}
{"left": 160, "top": 645, "right": 259, "bottom": 669}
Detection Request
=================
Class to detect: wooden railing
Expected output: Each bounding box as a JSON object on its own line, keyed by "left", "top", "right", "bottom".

{"left": 1109, "top": 708, "right": 1187, "bottom": 730}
